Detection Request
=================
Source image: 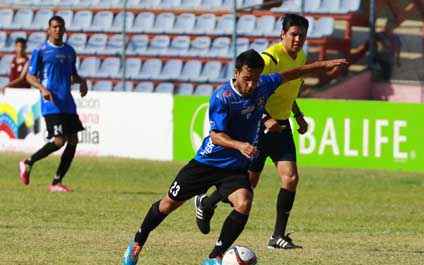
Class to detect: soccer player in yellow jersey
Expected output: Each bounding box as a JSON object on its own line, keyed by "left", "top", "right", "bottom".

{"left": 195, "top": 14, "right": 314, "bottom": 249}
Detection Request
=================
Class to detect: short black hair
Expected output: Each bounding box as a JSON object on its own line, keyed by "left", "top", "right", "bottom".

{"left": 48, "top": 15, "right": 65, "bottom": 27}
{"left": 281, "top": 13, "right": 309, "bottom": 32}
{"left": 235, "top": 49, "right": 264, "bottom": 72}
{"left": 15, "top": 37, "right": 26, "bottom": 45}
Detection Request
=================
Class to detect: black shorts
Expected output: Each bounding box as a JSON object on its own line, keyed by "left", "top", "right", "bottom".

{"left": 44, "top": 114, "right": 84, "bottom": 139}
{"left": 168, "top": 159, "right": 252, "bottom": 201}
{"left": 249, "top": 119, "right": 296, "bottom": 173}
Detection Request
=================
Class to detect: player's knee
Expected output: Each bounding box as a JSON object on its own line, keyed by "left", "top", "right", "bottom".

{"left": 159, "top": 196, "right": 181, "bottom": 214}
{"left": 281, "top": 174, "right": 299, "bottom": 189}
{"left": 54, "top": 137, "right": 66, "bottom": 148}
{"left": 232, "top": 191, "right": 253, "bottom": 214}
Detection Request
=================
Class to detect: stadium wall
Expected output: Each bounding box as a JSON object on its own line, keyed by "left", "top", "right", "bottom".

{"left": 1, "top": 89, "right": 422, "bottom": 172}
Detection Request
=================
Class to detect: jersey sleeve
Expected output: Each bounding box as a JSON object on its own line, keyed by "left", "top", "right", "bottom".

{"left": 209, "top": 91, "right": 229, "bottom": 132}
{"left": 260, "top": 52, "right": 278, "bottom": 75}
{"left": 260, "top": 73, "right": 283, "bottom": 97}
{"left": 27, "top": 47, "right": 41, "bottom": 76}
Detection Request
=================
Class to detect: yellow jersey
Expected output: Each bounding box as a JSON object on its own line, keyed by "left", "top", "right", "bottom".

{"left": 261, "top": 42, "right": 306, "bottom": 120}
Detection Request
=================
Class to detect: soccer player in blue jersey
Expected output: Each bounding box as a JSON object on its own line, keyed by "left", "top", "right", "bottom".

{"left": 123, "top": 49, "right": 346, "bottom": 265}
{"left": 19, "top": 16, "right": 88, "bottom": 192}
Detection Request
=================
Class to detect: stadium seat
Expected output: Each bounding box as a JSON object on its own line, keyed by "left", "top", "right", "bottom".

{"left": 67, "top": 33, "right": 87, "bottom": 53}
{"left": 126, "top": 0, "right": 142, "bottom": 8}
{"left": 160, "top": 0, "right": 182, "bottom": 9}
{"left": 173, "top": 13, "right": 196, "bottom": 34}
{"left": 96, "top": 57, "right": 121, "bottom": 78}
{"left": 175, "top": 83, "right": 194, "bottom": 95}
{"left": 302, "top": 40, "right": 309, "bottom": 56}
{"left": 104, "top": 34, "right": 127, "bottom": 55}
{"left": 5, "top": 31, "right": 27, "bottom": 52}
{"left": 339, "top": 0, "right": 361, "bottom": 13}
{"left": 10, "top": 9, "right": 33, "bottom": 30}
{"left": 92, "top": 80, "right": 113, "bottom": 91}
{"left": 180, "top": 60, "right": 202, "bottom": 81}
{"left": 111, "top": 11, "right": 135, "bottom": 32}
{"left": 193, "top": 84, "right": 213, "bottom": 96}
{"left": 69, "top": 10, "right": 93, "bottom": 31}
{"left": 244, "top": 0, "right": 263, "bottom": 7}
{"left": 200, "top": 0, "right": 223, "bottom": 10}
{"left": 137, "top": 0, "right": 161, "bottom": 9}
{"left": 152, "top": 12, "right": 175, "bottom": 34}
{"left": 98, "top": 0, "right": 121, "bottom": 8}
{"left": 124, "top": 58, "right": 142, "bottom": 79}
{"left": 167, "top": 36, "right": 191, "bottom": 56}
{"left": 271, "top": 0, "right": 301, "bottom": 13}
{"left": 0, "top": 32, "right": 8, "bottom": 52}
{"left": 55, "top": 10, "right": 74, "bottom": 28}
{"left": 56, "top": 0, "right": 81, "bottom": 7}
{"left": 134, "top": 81, "right": 154, "bottom": 93}
{"left": 146, "top": 35, "right": 170, "bottom": 56}
{"left": 237, "top": 15, "right": 256, "bottom": 35}
{"left": 79, "top": 57, "right": 100, "bottom": 77}
{"left": 305, "top": 16, "right": 315, "bottom": 36}
{"left": 304, "top": 0, "right": 321, "bottom": 13}
{"left": 209, "top": 37, "right": 231, "bottom": 58}
{"left": 0, "top": 54, "right": 14, "bottom": 75}
{"left": 236, "top": 38, "right": 250, "bottom": 55}
{"left": 139, "top": 58, "right": 163, "bottom": 80}
{"left": 114, "top": 81, "right": 134, "bottom": 92}
{"left": 187, "top": 36, "right": 211, "bottom": 57}
{"left": 221, "top": 0, "right": 243, "bottom": 10}
{"left": 192, "top": 14, "right": 216, "bottom": 34}
{"left": 255, "top": 15, "right": 276, "bottom": 37}
{"left": 215, "top": 14, "right": 234, "bottom": 35}
{"left": 0, "top": 77, "right": 9, "bottom": 87}
{"left": 309, "top": 17, "right": 334, "bottom": 38}
{"left": 219, "top": 62, "right": 234, "bottom": 81}
{"left": 179, "top": 0, "right": 202, "bottom": 10}
{"left": 131, "top": 12, "right": 155, "bottom": 33}
{"left": 250, "top": 38, "right": 269, "bottom": 53}
{"left": 155, "top": 82, "right": 174, "bottom": 93}
{"left": 0, "top": 9, "right": 14, "bottom": 29}
{"left": 89, "top": 11, "right": 114, "bottom": 32}
{"left": 161, "top": 59, "right": 183, "bottom": 80}
{"left": 85, "top": 33, "right": 108, "bottom": 54}
{"left": 315, "top": 0, "right": 341, "bottom": 13}
{"left": 30, "top": 9, "right": 53, "bottom": 30}
{"left": 193, "top": 61, "right": 222, "bottom": 82}
{"left": 27, "top": 32, "right": 47, "bottom": 51}
{"left": 127, "top": 34, "right": 149, "bottom": 55}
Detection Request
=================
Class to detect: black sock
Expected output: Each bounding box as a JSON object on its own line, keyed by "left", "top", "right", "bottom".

{"left": 53, "top": 144, "right": 77, "bottom": 185}
{"left": 209, "top": 210, "right": 249, "bottom": 259}
{"left": 203, "top": 190, "right": 223, "bottom": 208}
{"left": 272, "top": 188, "right": 296, "bottom": 238}
{"left": 134, "top": 200, "right": 168, "bottom": 245}
{"left": 27, "top": 142, "right": 61, "bottom": 166}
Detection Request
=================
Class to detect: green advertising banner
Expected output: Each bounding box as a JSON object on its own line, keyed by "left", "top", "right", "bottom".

{"left": 174, "top": 96, "right": 424, "bottom": 172}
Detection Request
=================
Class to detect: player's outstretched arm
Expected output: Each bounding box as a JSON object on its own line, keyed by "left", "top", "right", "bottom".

{"left": 26, "top": 73, "right": 53, "bottom": 102}
{"left": 279, "top": 59, "right": 348, "bottom": 82}
{"left": 210, "top": 131, "right": 259, "bottom": 159}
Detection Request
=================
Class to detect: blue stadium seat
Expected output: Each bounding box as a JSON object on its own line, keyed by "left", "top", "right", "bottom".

{"left": 309, "top": 17, "right": 334, "bottom": 38}
{"left": 244, "top": 0, "right": 263, "bottom": 7}
{"left": 79, "top": 57, "right": 100, "bottom": 78}
{"left": 306, "top": 16, "right": 315, "bottom": 36}
{"left": 127, "top": 34, "right": 149, "bottom": 55}
{"left": 10, "top": 9, "right": 33, "bottom": 30}
{"left": 168, "top": 36, "right": 191, "bottom": 56}
{"left": 0, "top": 32, "right": 8, "bottom": 52}
{"left": 31, "top": 9, "right": 53, "bottom": 30}
{"left": 0, "top": 9, "right": 14, "bottom": 29}
{"left": 250, "top": 38, "right": 269, "bottom": 53}
{"left": 193, "top": 84, "right": 213, "bottom": 96}
{"left": 96, "top": 57, "right": 121, "bottom": 78}
{"left": 179, "top": 0, "right": 202, "bottom": 10}
{"left": 134, "top": 81, "right": 154, "bottom": 93}
{"left": 89, "top": 11, "right": 114, "bottom": 32}
{"left": 175, "top": 83, "right": 194, "bottom": 95}
{"left": 55, "top": 10, "right": 74, "bottom": 28}
{"left": 173, "top": 13, "right": 196, "bottom": 34}
{"left": 254, "top": 15, "right": 275, "bottom": 37}
{"left": 315, "top": 0, "right": 341, "bottom": 13}
{"left": 235, "top": 38, "right": 250, "bottom": 55}
{"left": 124, "top": 58, "right": 142, "bottom": 79}
{"left": 27, "top": 32, "right": 47, "bottom": 51}
{"left": 69, "top": 10, "right": 93, "bottom": 31}
{"left": 237, "top": 15, "right": 256, "bottom": 35}
{"left": 180, "top": 60, "right": 202, "bottom": 81}
{"left": 155, "top": 82, "right": 174, "bottom": 93}
{"left": 98, "top": 0, "right": 121, "bottom": 8}
{"left": 67, "top": 33, "right": 87, "bottom": 53}
{"left": 114, "top": 81, "right": 134, "bottom": 92}
{"left": 209, "top": 37, "right": 231, "bottom": 58}
{"left": 138, "top": 0, "right": 161, "bottom": 9}
{"left": 6, "top": 31, "right": 27, "bottom": 52}
{"left": 0, "top": 76, "right": 9, "bottom": 87}
{"left": 139, "top": 58, "right": 163, "bottom": 80}
{"left": 193, "top": 61, "right": 222, "bottom": 82}
{"left": 104, "top": 34, "right": 127, "bottom": 55}
{"left": 221, "top": 0, "right": 243, "bottom": 10}
{"left": 93, "top": 80, "right": 113, "bottom": 91}
{"left": 131, "top": 12, "right": 155, "bottom": 33}
{"left": 0, "top": 54, "right": 14, "bottom": 75}
{"left": 200, "top": 0, "right": 223, "bottom": 10}
{"left": 161, "top": 59, "right": 183, "bottom": 80}
{"left": 111, "top": 11, "right": 135, "bottom": 32}
{"left": 215, "top": 14, "right": 234, "bottom": 35}
{"left": 146, "top": 35, "right": 170, "bottom": 56}
{"left": 160, "top": 0, "right": 182, "bottom": 9}
{"left": 339, "top": 0, "right": 361, "bottom": 13}
{"left": 85, "top": 33, "right": 108, "bottom": 54}
{"left": 187, "top": 36, "right": 211, "bottom": 57}
{"left": 271, "top": 0, "right": 302, "bottom": 13}
{"left": 192, "top": 14, "right": 216, "bottom": 34}
{"left": 304, "top": 0, "right": 321, "bottom": 13}
{"left": 152, "top": 12, "right": 175, "bottom": 34}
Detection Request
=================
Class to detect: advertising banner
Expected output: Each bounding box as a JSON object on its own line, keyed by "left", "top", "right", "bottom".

{"left": 173, "top": 96, "right": 423, "bottom": 172}
{"left": 1, "top": 89, "right": 173, "bottom": 160}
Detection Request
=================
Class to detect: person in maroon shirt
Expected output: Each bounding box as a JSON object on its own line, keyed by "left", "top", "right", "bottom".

{"left": 0, "top": 38, "right": 31, "bottom": 93}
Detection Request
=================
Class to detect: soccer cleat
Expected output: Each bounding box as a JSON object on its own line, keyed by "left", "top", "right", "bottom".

{"left": 123, "top": 241, "right": 142, "bottom": 265}
{"left": 19, "top": 160, "right": 32, "bottom": 185}
{"left": 194, "top": 194, "right": 215, "bottom": 234}
{"left": 202, "top": 257, "right": 222, "bottom": 265}
{"left": 48, "top": 183, "right": 74, "bottom": 192}
{"left": 268, "top": 233, "right": 302, "bottom": 249}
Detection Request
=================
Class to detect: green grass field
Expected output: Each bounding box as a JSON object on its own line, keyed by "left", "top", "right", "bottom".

{"left": 0, "top": 152, "right": 423, "bottom": 265}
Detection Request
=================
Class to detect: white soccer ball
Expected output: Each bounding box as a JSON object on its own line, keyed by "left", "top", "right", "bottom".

{"left": 222, "top": 246, "right": 258, "bottom": 265}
